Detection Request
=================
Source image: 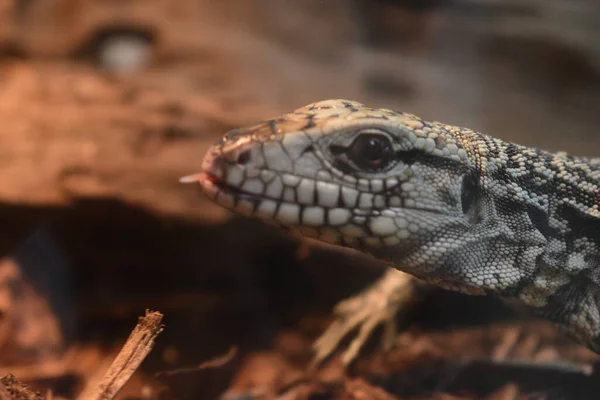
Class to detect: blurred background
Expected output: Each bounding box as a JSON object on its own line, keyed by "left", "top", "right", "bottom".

{"left": 0, "top": 1, "right": 599, "bottom": 399}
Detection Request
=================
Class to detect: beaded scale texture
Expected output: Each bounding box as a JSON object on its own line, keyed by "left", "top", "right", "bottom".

{"left": 184, "top": 99, "right": 600, "bottom": 358}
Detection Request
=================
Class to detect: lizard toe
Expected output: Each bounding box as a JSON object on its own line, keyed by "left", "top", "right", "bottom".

{"left": 311, "top": 269, "right": 430, "bottom": 366}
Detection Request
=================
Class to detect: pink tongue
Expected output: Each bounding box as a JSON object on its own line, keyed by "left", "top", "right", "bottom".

{"left": 179, "top": 172, "right": 207, "bottom": 183}
{"left": 179, "top": 172, "right": 224, "bottom": 186}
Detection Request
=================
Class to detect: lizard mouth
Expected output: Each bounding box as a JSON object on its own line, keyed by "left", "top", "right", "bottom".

{"left": 182, "top": 171, "right": 449, "bottom": 217}
{"left": 181, "top": 171, "right": 263, "bottom": 204}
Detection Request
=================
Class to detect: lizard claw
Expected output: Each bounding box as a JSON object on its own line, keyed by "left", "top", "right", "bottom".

{"left": 311, "top": 268, "right": 429, "bottom": 367}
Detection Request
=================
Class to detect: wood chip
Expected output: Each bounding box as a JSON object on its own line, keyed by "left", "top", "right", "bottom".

{"left": 77, "top": 310, "right": 164, "bottom": 400}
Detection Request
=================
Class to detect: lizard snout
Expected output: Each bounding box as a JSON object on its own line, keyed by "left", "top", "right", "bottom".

{"left": 201, "top": 147, "right": 227, "bottom": 178}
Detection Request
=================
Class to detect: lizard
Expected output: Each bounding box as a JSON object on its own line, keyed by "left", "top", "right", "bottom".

{"left": 181, "top": 99, "right": 600, "bottom": 365}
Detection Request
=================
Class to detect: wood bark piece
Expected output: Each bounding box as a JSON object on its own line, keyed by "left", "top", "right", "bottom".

{"left": 0, "top": 375, "right": 44, "bottom": 400}
{"left": 78, "top": 310, "right": 163, "bottom": 400}
{"left": 0, "top": 62, "right": 244, "bottom": 222}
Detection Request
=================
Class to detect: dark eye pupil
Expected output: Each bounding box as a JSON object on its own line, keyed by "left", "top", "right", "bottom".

{"left": 349, "top": 133, "right": 393, "bottom": 170}
{"left": 363, "top": 138, "right": 384, "bottom": 160}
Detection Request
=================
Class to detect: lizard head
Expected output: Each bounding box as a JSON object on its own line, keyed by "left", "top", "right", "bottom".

{"left": 183, "top": 99, "right": 492, "bottom": 291}
{"left": 181, "top": 99, "right": 600, "bottom": 353}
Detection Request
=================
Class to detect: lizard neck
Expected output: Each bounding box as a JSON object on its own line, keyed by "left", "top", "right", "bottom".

{"left": 479, "top": 136, "right": 600, "bottom": 350}
{"left": 370, "top": 133, "right": 600, "bottom": 350}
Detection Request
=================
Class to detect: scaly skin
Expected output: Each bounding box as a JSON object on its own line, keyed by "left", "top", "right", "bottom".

{"left": 182, "top": 99, "right": 600, "bottom": 363}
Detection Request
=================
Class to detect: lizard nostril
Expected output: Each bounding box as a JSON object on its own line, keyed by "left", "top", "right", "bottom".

{"left": 237, "top": 149, "right": 252, "bottom": 165}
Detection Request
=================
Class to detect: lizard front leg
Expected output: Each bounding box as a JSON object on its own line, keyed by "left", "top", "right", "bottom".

{"left": 313, "top": 268, "right": 432, "bottom": 365}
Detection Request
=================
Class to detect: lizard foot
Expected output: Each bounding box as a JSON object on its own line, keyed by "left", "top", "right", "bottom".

{"left": 311, "top": 268, "right": 429, "bottom": 366}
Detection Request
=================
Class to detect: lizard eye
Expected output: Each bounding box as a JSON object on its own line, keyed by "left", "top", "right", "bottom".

{"left": 348, "top": 133, "right": 394, "bottom": 171}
